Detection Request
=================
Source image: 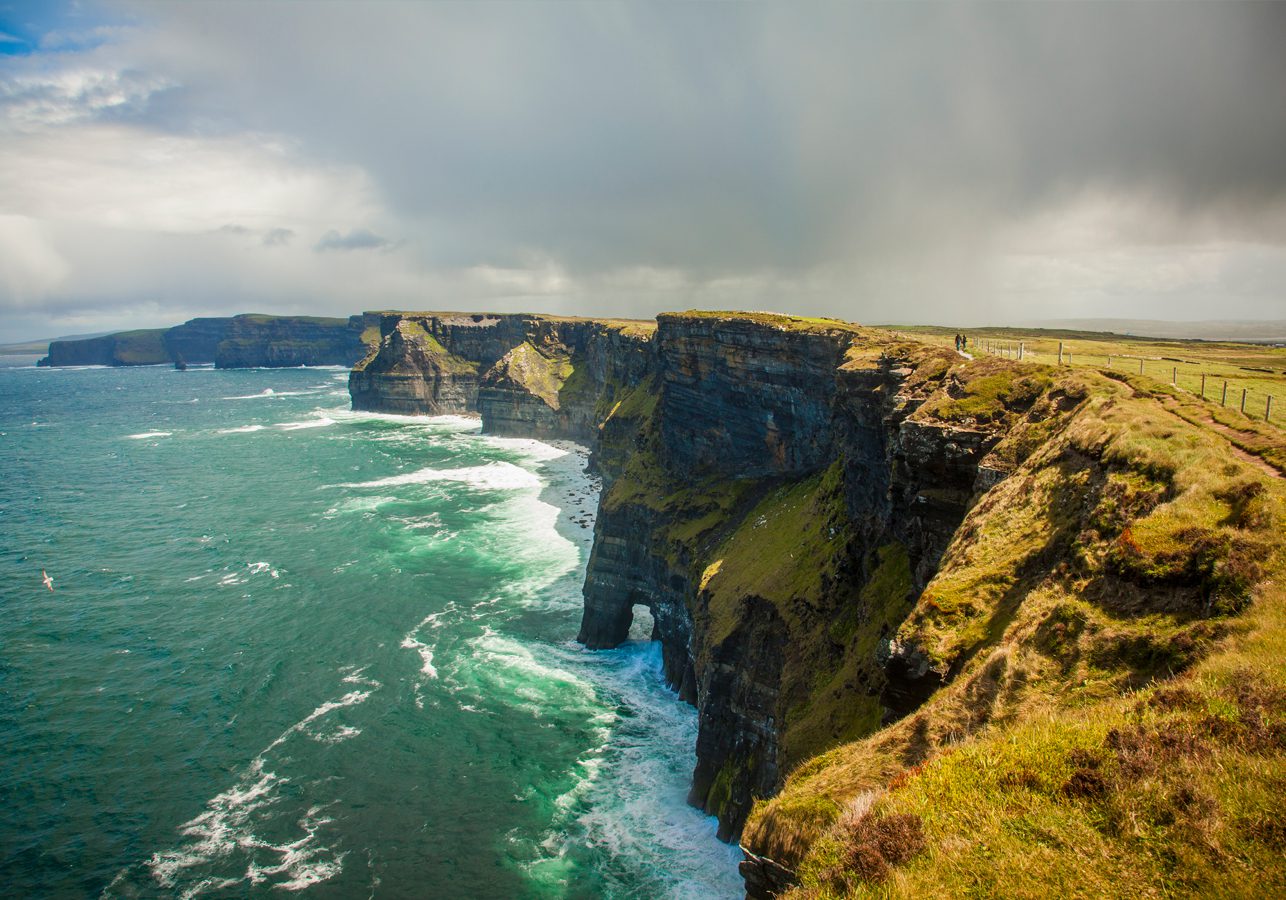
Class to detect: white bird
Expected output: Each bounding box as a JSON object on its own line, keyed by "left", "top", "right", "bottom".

{"left": 41, "top": 569, "right": 53, "bottom": 592}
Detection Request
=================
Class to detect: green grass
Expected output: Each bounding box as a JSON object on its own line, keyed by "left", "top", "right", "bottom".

{"left": 892, "top": 324, "right": 1286, "bottom": 429}
{"left": 742, "top": 356, "right": 1286, "bottom": 898}
{"left": 487, "top": 341, "right": 573, "bottom": 408}
{"left": 662, "top": 310, "right": 867, "bottom": 335}
{"left": 110, "top": 329, "right": 169, "bottom": 365}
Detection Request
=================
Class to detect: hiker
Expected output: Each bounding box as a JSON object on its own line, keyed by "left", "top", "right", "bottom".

{"left": 954, "top": 333, "right": 962, "bottom": 352}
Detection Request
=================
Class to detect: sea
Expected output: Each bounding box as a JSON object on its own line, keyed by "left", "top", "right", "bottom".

{"left": 0, "top": 360, "right": 742, "bottom": 899}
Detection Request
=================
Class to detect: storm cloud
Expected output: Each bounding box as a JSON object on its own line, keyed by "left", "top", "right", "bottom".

{"left": 1, "top": 0, "right": 1284, "bottom": 340}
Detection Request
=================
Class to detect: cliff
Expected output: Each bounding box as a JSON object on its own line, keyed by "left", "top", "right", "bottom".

{"left": 38, "top": 314, "right": 376, "bottom": 368}
{"left": 39, "top": 328, "right": 171, "bottom": 366}
{"left": 213, "top": 314, "right": 373, "bottom": 368}
{"left": 352, "top": 310, "right": 1286, "bottom": 897}
{"left": 348, "top": 312, "right": 653, "bottom": 440}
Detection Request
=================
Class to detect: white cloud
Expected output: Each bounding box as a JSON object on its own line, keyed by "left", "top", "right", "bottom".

{"left": 0, "top": 215, "right": 70, "bottom": 305}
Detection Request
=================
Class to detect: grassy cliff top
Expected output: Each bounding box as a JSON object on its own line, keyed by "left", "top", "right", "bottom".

{"left": 233, "top": 313, "right": 355, "bottom": 326}
{"left": 742, "top": 357, "right": 1286, "bottom": 898}
{"left": 363, "top": 310, "right": 656, "bottom": 333}
{"left": 660, "top": 310, "right": 870, "bottom": 335}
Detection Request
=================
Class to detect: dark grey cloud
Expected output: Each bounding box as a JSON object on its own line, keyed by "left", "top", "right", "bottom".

{"left": 119, "top": 1, "right": 1286, "bottom": 274}
{"left": 2, "top": 0, "right": 1285, "bottom": 341}
{"left": 314, "top": 228, "right": 390, "bottom": 253}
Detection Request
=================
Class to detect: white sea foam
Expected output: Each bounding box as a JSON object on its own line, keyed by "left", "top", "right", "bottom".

{"left": 128, "top": 431, "right": 172, "bottom": 439}
{"left": 452, "top": 631, "right": 608, "bottom": 726}
{"left": 329, "top": 408, "right": 481, "bottom": 431}
{"left": 144, "top": 674, "right": 380, "bottom": 894}
{"left": 400, "top": 635, "right": 438, "bottom": 678}
{"left": 340, "top": 461, "right": 542, "bottom": 492}
{"left": 247, "top": 561, "right": 280, "bottom": 579}
{"left": 222, "top": 388, "right": 323, "bottom": 400}
{"left": 217, "top": 424, "right": 266, "bottom": 434}
{"left": 322, "top": 495, "right": 398, "bottom": 518}
{"left": 311, "top": 725, "right": 361, "bottom": 745}
{"left": 536, "top": 642, "right": 744, "bottom": 899}
{"left": 478, "top": 434, "right": 571, "bottom": 462}
{"left": 276, "top": 416, "right": 336, "bottom": 431}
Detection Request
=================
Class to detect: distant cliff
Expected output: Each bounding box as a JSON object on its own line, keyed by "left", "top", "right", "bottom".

{"left": 354, "top": 310, "right": 1286, "bottom": 898}
{"left": 38, "top": 314, "right": 377, "bottom": 368}
{"left": 349, "top": 312, "right": 653, "bottom": 440}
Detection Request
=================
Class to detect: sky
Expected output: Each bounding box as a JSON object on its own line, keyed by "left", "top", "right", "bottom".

{"left": 1, "top": 1, "right": 1285, "bottom": 341}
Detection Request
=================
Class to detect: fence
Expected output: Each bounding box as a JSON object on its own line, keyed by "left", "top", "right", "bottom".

{"left": 973, "top": 338, "right": 1282, "bottom": 427}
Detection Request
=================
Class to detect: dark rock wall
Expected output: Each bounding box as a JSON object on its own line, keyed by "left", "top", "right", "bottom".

{"left": 655, "top": 313, "right": 850, "bottom": 478}
{"left": 214, "top": 316, "right": 368, "bottom": 368}
{"left": 574, "top": 317, "right": 1006, "bottom": 842}
{"left": 351, "top": 311, "right": 1012, "bottom": 857}
{"left": 40, "top": 315, "right": 370, "bottom": 368}
{"left": 349, "top": 312, "right": 654, "bottom": 441}
{"left": 164, "top": 318, "right": 234, "bottom": 363}
{"left": 40, "top": 329, "right": 169, "bottom": 366}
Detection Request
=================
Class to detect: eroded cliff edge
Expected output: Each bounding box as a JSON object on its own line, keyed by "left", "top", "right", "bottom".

{"left": 350, "top": 310, "right": 1286, "bottom": 898}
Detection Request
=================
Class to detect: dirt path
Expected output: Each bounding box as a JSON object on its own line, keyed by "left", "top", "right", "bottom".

{"left": 1160, "top": 398, "right": 1282, "bottom": 479}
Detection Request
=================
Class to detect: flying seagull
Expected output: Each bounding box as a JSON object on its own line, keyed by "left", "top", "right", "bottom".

{"left": 41, "top": 570, "right": 53, "bottom": 592}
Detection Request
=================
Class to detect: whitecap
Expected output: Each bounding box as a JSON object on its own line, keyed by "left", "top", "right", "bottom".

{"left": 339, "top": 461, "right": 541, "bottom": 492}
{"left": 276, "top": 417, "right": 336, "bottom": 431}
{"left": 128, "top": 431, "right": 172, "bottom": 439}
{"left": 477, "top": 434, "right": 571, "bottom": 462}
{"left": 144, "top": 678, "right": 379, "bottom": 893}
{"left": 223, "top": 388, "right": 324, "bottom": 400}
{"left": 217, "top": 424, "right": 266, "bottom": 434}
{"left": 329, "top": 409, "right": 481, "bottom": 431}
{"left": 247, "top": 562, "right": 280, "bottom": 579}
{"left": 311, "top": 725, "right": 361, "bottom": 745}
{"left": 400, "top": 635, "right": 438, "bottom": 679}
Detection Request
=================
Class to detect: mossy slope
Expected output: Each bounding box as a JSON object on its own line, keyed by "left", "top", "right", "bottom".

{"left": 743, "top": 366, "right": 1286, "bottom": 897}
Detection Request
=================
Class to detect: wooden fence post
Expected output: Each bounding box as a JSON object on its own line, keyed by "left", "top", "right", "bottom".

{"left": 1222, "top": 381, "right": 1228, "bottom": 406}
{"left": 1058, "top": 342, "right": 1063, "bottom": 365}
{"left": 1201, "top": 374, "right": 1206, "bottom": 399}
{"left": 1268, "top": 396, "right": 1274, "bottom": 423}
{"left": 1172, "top": 367, "right": 1177, "bottom": 385}
{"left": 1241, "top": 388, "right": 1247, "bottom": 413}
{"left": 1139, "top": 358, "right": 1144, "bottom": 375}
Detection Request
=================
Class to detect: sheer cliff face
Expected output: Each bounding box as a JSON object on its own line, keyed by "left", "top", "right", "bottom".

{"left": 347, "top": 312, "right": 654, "bottom": 440}
{"left": 352, "top": 310, "right": 1030, "bottom": 847}
{"left": 576, "top": 315, "right": 1018, "bottom": 841}
{"left": 39, "top": 315, "right": 372, "bottom": 368}
{"left": 212, "top": 315, "right": 371, "bottom": 368}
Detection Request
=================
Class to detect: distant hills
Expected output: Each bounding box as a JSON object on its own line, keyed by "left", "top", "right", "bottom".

{"left": 1028, "top": 318, "right": 1286, "bottom": 343}
{"left": 0, "top": 331, "right": 111, "bottom": 355}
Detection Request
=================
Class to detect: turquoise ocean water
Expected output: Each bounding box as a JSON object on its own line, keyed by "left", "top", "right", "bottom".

{"left": 0, "top": 362, "right": 741, "bottom": 898}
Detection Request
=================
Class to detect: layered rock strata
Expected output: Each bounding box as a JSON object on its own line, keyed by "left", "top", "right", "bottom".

{"left": 38, "top": 314, "right": 374, "bottom": 368}
{"left": 352, "top": 310, "right": 1031, "bottom": 848}
{"left": 348, "top": 312, "right": 654, "bottom": 440}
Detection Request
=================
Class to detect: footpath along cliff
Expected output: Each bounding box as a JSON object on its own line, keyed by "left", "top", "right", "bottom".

{"left": 351, "top": 309, "right": 1286, "bottom": 898}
